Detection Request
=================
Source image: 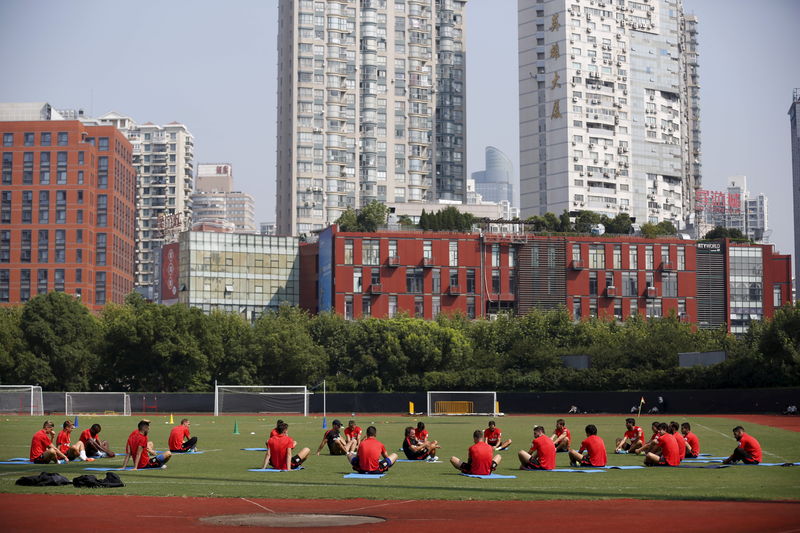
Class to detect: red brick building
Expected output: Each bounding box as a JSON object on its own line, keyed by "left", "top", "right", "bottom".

{"left": 0, "top": 120, "right": 135, "bottom": 309}
{"left": 301, "top": 225, "right": 792, "bottom": 333}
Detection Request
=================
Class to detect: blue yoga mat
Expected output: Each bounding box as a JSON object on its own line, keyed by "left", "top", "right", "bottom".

{"left": 460, "top": 473, "right": 517, "bottom": 479}
{"left": 549, "top": 468, "right": 606, "bottom": 473}
{"left": 7, "top": 458, "right": 31, "bottom": 462}
{"left": 683, "top": 459, "right": 723, "bottom": 464}
{"left": 173, "top": 450, "right": 205, "bottom": 454}
{"left": 344, "top": 473, "right": 386, "bottom": 479}
{"left": 248, "top": 467, "right": 304, "bottom": 472}
{"left": 602, "top": 465, "right": 646, "bottom": 470}
{"left": 396, "top": 459, "right": 442, "bottom": 463}
{"left": 241, "top": 448, "right": 268, "bottom": 451}
{"left": 757, "top": 462, "right": 800, "bottom": 467}
{"left": 675, "top": 464, "right": 730, "bottom": 469}
{"left": 0, "top": 460, "right": 34, "bottom": 465}
{"left": 84, "top": 467, "right": 136, "bottom": 471}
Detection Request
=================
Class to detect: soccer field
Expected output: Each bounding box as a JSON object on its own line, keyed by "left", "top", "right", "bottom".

{"left": 1, "top": 414, "right": 798, "bottom": 501}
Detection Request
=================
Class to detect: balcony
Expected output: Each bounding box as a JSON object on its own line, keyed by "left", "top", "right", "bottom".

{"left": 605, "top": 286, "right": 617, "bottom": 298}
{"left": 387, "top": 255, "right": 400, "bottom": 267}
{"left": 645, "top": 286, "right": 659, "bottom": 299}
{"left": 661, "top": 261, "right": 675, "bottom": 271}
{"left": 422, "top": 257, "right": 434, "bottom": 267}
{"left": 369, "top": 283, "right": 383, "bottom": 295}
{"left": 448, "top": 284, "right": 462, "bottom": 295}
{"left": 570, "top": 259, "right": 585, "bottom": 270}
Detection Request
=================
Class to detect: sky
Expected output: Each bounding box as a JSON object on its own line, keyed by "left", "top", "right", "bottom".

{"left": 0, "top": 0, "right": 798, "bottom": 261}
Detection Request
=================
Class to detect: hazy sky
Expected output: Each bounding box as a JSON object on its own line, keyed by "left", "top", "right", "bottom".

{"left": 1, "top": 0, "right": 797, "bottom": 261}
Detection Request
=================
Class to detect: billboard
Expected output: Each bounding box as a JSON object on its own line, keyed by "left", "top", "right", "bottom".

{"left": 160, "top": 242, "right": 180, "bottom": 305}
{"left": 318, "top": 227, "right": 333, "bottom": 312}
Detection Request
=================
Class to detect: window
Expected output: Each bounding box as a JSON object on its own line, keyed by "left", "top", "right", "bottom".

{"left": 678, "top": 299, "right": 686, "bottom": 317}
{"left": 38, "top": 190, "right": 49, "bottom": 223}
{"left": 96, "top": 195, "right": 108, "bottom": 227}
{"left": 613, "top": 245, "right": 622, "bottom": 269}
{"left": 344, "top": 295, "right": 353, "bottom": 320}
{"left": 589, "top": 271, "right": 598, "bottom": 296}
{"left": 24, "top": 132, "right": 34, "bottom": 146}
{"left": 491, "top": 244, "right": 500, "bottom": 267}
{"left": 646, "top": 298, "right": 661, "bottom": 318}
{"left": 573, "top": 297, "right": 581, "bottom": 320}
{"left": 0, "top": 191, "right": 10, "bottom": 223}
{"left": 388, "top": 240, "right": 398, "bottom": 261}
{"left": 22, "top": 190, "right": 33, "bottom": 223}
{"left": 55, "top": 230, "right": 66, "bottom": 263}
{"left": 20, "top": 230, "right": 31, "bottom": 263}
{"left": 98, "top": 156, "right": 108, "bottom": 188}
{"left": 98, "top": 137, "right": 109, "bottom": 151}
{"left": 1, "top": 153, "right": 11, "bottom": 184}
{"left": 362, "top": 239, "right": 379, "bottom": 265}
{"left": 622, "top": 271, "right": 638, "bottom": 296}
{"left": 432, "top": 296, "right": 441, "bottom": 317}
{"left": 95, "top": 272, "right": 106, "bottom": 305}
{"left": 423, "top": 240, "right": 432, "bottom": 259}
{"left": 37, "top": 152, "right": 48, "bottom": 184}
{"left": 56, "top": 190, "right": 67, "bottom": 224}
{"left": 614, "top": 299, "right": 622, "bottom": 319}
{"left": 2, "top": 133, "right": 12, "bottom": 147}
{"left": 629, "top": 245, "right": 638, "bottom": 268}
{"left": 57, "top": 132, "right": 68, "bottom": 146}
{"left": 467, "top": 296, "right": 476, "bottom": 319}
{"left": 388, "top": 295, "right": 397, "bottom": 318}
{"left": 54, "top": 269, "right": 65, "bottom": 292}
{"left": 20, "top": 269, "right": 30, "bottom": 302}
{"left": 492, "top": 269, "right": 500, "bottom": 293}
{"left": 572, "top": 243, "right": 582, "bottom": 262}
{"left": 589, "top": 298, "right": 598, "bottom": 318}
{"left": 37, "top": 269, "right": 48, "bottom": 294}
{"left": 645, "top": 245, "right": 654, "bottom": 269}
{"left": 353, "top": 269, "right": 362, "bottom": 292}
{"left": 362, "top": 297, "right": 371, "bottom": 318}
{"left": 629, "top": 299, "right": 638, "bottom": 317}
{"left": 40, "top": 132, "right": 51, "bottom": 146}
{"left": 370, "top": 268, "right": 379, "bottom": 287}
{"left": 773, "top": 285, "right": 782, "bottom": 307}
{"left": 56, "top": 152, "right": 67, "bottom": 184}
{"left": 677, "top": 246, "right": 685, "bottom": 270}
{"left": 406, "top": 267, "right": 423, "bottom": 293}
{"left": 344, "top": 239, "right": 354, "bottom": 264}
{"left": 95, "top": 233, "right": 107, "bottom": 266}
{"left": 661, "top": 245, "right": 670, "bottom": 266}
{"left": 432, "top": 268, "right": 440, "bottom": 293}
{"left": 0, "top": 269, "right": 8, "bottom": 302}
{"left": 0, "top": 230, "right": 9, "bottom": 262}
{"left": 589, "top": 245, "right": 605, "bottom": 269}
{"left": 509, "top": 247, "right": 517, "bottom": 268}
{"left": 662, "top": 272, "right": 677, "bottom": 297}
{"left": 466, "top": 269, "right": 475, "bottom": 293}
{"left": 414, "top": 296, "right": 424, "bottom": 318}
{"left": 450, "top": 269, "right": 459, "bottom": 291}
{"left": 449, "top": 241, "right": 458, "bottom": 266}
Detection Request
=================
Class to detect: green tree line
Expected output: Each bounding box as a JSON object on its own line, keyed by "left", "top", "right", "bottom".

{"left": 1, "top": 292, "right": 798, "bottom": 392}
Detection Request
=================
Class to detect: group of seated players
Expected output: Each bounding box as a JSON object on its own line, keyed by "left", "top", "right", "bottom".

{"left": 29, "top": 417, "right": 199, "bottom": 470}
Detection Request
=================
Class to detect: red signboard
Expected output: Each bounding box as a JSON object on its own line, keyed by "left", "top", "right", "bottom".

{"left": 160, "top": 242, "right": 180, "bottom": 304}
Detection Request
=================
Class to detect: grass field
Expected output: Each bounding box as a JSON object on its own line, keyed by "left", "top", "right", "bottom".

{"left": 1, "top": 414, "right": 798, "bottom": 501}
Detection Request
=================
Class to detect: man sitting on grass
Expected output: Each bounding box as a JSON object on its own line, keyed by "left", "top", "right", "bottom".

{"left": 643, "top": 423, "right": 680, "bottom": 467}
{"left": 316, "top": 419, "right": 348, "bottom": 456}
{"left": 637, "top": 421, "right": 662, "bottom": 456}
{"left": 680, "top": 422, "right": 701, "bottom": 458}
{"left": 343, "top": 420, "right": 362, "bottom": 453}
{"left": 121, "top": 420, "right": 171, "bottom": 470}
{"left": 79, "top": 423, "right": 116, "bottom": 458}
{"left": 451, "top": 429, "right": 501, "bottom": 475}
{"left": 669, "top": 421, "right": 686, "bottom": 462}
{"left": 569, "top": 424, "right": 607, "bottom": 467}
{"left": 518, "top": 426, "right": 556, "bottom": 470}
{"left": 722, "top": 426, "right": 762, "bottom": 465}
{"left": 56, "top": 420, "right": 92, "bottom": 462}
{"left": 30, "top": 420, "right": 68, "bottom": 464}
{"left": 169, "top": 418, "right": 198, "bottom": 453}
{"left": 484, "top": 420, "right": 512, "bottom": 451}
{"left": 261, "top": 422, "right": 310, "bottom": 470}
{"left": 402, "top": 426, "right": 441, "bottom": 461}
{"left": 348, "top": 426, "right": 397, "bottom": 475}
{"left": 615, "top": 418, "right": 645, "bottom": 454}
{"left": 551, "top": 419, "right": 571, "bottom": 452}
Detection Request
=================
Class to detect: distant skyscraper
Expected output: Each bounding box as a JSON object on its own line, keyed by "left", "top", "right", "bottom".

{"left": 276, "top": 0, "right": 468, "bottom": 236}
{"left": 192, "top": 164, "right": 256, "bottom": 233}
{"left": 471, "top": 146, "right": 515, "bottom": 206}
{"left": 790, "top": 88, "right": 800, "bottom": 295}
{"left": 518, "top": 0, "right": 700, "bottom": 227}
{"left": 695, "top": 176, "right": 769, "bottom": 242}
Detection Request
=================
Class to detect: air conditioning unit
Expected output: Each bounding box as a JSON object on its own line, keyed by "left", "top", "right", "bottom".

{"left": 591, "top": 57, "right": 597, "bottom": 63}
{"left": 573, "top": 96, "right": 578, "bottom": 102}
{"left": 574, "top": 156, "right": 579, "bottom": 161}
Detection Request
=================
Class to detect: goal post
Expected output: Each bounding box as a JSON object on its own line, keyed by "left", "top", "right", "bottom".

{"left": 65, "top": 392, "right": 131, "bottom": 416}
{"left": 0, "top": 385, "right": 44, "bottom": 416}
{"left": 214, "top": 385, "right": 309, "bottom": 416}
{"left": 427, "top": 391, "right": 499, "bottom": 416}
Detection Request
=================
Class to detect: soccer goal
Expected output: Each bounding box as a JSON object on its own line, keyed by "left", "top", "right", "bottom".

{"left": 0, "top": 385, "right": 44, "bottom": 416}
{"left": 65, "top": 392, "right": 131, "bottom": 416}
{"left": 427, "top": 391, "right": 499, "bottom": 416}
{"left": 214, "top": 385, "right": 309, "bottom": 416}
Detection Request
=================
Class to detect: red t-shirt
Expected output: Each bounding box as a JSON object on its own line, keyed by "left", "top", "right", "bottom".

{"left": 554, "top": 426, "right": 571, "bottom": 441}
{"left": 267, "top": 434, "right": 295, "bottom": 470}
{"left": 79, "top": 429, "right": 93, "bottom": 444}
{"left": 531, "top": 435, "right": 556, "bottom": 470}
{"left": 169, "top": 425, "right": 190, "bottom": 451}
{"left": 344, "top": 426, "right": 362, "bottom": 441}
{"left": 625, "top": 426, "right": 645, "bottom": 444}
{"left": 467, "top": 441, "right": 495, "bottom": 475}
{"left": 484, "top": 427, "right": 502, "bottom": 446}
{"left": 579, "top": 435, "right": 607, "bottom": 466}
{"left": 657, "top": 432, "right": 680, "bottom": 466}
{"left": 672, "top": 432, "right": 686, "bottom": 460}
{"left": 127, "top": 430, "right": 150, "bottom": 469}
{"left": 684, "top": 431, "right": 700, "bottom": 455}
{"left": 416, "top": 429, "right": 428, "bottom": 442}
{"left": 56, "top": 430, "right": 71, "bottom": 454}
{"left": 356, "top": 437, "right": 387, "bottom": 472}
{"left": 269, "top": 428, "right": 279, "bottom": 439}
{"left": 30, "top": 429, "right": 52, "bottom": 461}
{"left": 738, "top": 433, "right": 762, "bottom": 462}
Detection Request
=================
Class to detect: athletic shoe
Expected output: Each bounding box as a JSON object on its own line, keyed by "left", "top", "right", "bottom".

{"left": 570, "top": 460, "right": 578, "bottom": 468}
{"left": 426, "top": 456, "right": 438, "bottom": 462}
{"left": 614, "top": 450, "right": 625, "bottom": 454}
{"left": 86, "top": 457, "right": 95, "bottom": 462}
{"left": 160, "top": 464, "right": 168, "bottom": 469}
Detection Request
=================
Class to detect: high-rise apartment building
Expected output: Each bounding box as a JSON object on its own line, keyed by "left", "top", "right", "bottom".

{"left": 471, "top": 146, "right": 515, "bottom": 207}
{"left": 790, "top": 88, "right": 800, "bottom": 297}
{"left": 93, "top": 112, "right": 194, "bottom": 298}
{"left": 518, "top": 0, "right": 700, "bottom": 227}
{"left": 695, "top": 176, "right": 769, "bottom": 242}
{"left": 192, "top": 163, "right": 257, "bottom": 233}
{"left": 0, "top": 109, "right": 136, "bottom": 309}
{"left": 276, "top": 0, "right": 467, "bottom": 236}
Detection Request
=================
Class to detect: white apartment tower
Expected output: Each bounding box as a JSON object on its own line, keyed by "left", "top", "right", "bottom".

{"left": 518, "top": 0, "right": 700, "bottom": 227}
{"left": 192, "top": 164, "right": 257, "bottom": 233}
{"left": 276, "top": 0, "right": 467, "bottom": 236}
{"left": 96, "top": 112, "right": 194, "bottom": 296}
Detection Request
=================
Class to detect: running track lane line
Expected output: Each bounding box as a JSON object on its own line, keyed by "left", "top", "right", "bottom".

{"left": 340, "top": 499, "right": 417, "bottom": 513}
{"left": 240, "top": 497, "right": 276, "bottom": 513}
{"left": 694, "top": 422, "right": 787, "bottom": 462}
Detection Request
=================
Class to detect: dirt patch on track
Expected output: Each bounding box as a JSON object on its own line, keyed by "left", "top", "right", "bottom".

{"left": 1, "top": 494, "right": 799, "bottom": 532}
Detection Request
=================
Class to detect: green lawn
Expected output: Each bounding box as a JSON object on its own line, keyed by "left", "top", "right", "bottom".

{"left": 1, "top": 414, "right": 798, "bottom": 501}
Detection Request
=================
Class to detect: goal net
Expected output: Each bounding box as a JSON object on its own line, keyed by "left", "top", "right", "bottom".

{"left": 427, "top": 391, "right": 498, "bottom": 416}
{"left": 65, "top": 392, "right": 131, "bottom": 416}
{"left": 0, "top": 385, "right": 44, "bottom": 416}
{"left": 215, "top": 385, "right": 309, "bottom": 416}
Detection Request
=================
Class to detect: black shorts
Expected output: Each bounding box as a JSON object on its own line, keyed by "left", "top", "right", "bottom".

{"left": 352, "top": 456, "right": 392, "bottom": 474}
{"left": 522, "top": 458, "right": 547, "bottom": 470}
{"left": 579, "top": 456, "right": 593, "bottom": 467}
{"left": 32, "top": 454, "right": 49, "bottom": 464}
{"left": 685, "top": 451, "right": 698, "bottom": 459}
{"left": 654, "top": 456, "right": 674, "bottom": 467}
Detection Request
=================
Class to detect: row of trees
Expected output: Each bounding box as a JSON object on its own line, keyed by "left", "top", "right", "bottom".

{"left": 1, "top": 292, "right": 798, "bottom": 392}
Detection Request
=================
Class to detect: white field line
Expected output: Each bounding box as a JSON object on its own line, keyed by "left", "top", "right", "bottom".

{"left": 341, "top": 499, "right": 416, "bottom": 513}
{"left": 240, "top": 497, "right": 275, "bottom": 513}
{"left": 694, "top": 422, "right": 786, "bottom": 461}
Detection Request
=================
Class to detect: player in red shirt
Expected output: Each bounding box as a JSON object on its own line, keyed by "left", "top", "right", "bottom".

{"left": 30, "top": 420, "right": 68, "bottom": 464}
{"left": 723, "top": 426, "right": 762, "bottom": 464}
{"left": 79, "top": 423, "right": 116, "bottom": 458}
{"left": 569, "top": 424, "right": 607, "bottom": 467}
{"left": 168, "top": 418, "right": 198, "bottom": 452}
{"left": 669, "top": 421, "right": 686, "bottom": 462}
{"left": 402, "top": 426, "right": 441, "bottom": 461}
{"left": 343, "top": 420, "right": 362, "bottom": 453}
{"left": 348, "top": 425, "right": 397, "bottom": 474}
{"left": 615, "top": 418, "right": 645, "bottom": 454}
{"left": 680, "top": 422, "right": 700, "bottom": 458}
{"left": 261, "top": 422, "right": 310, "bottom": 470}
{"left": 638, "top": 421, "right": 662, "bottom": 456}
{"left": 484, "top": 420, "right": 513, "bottom": 450}
{"left": 644, "top": 423, "right": 680, "bottom": 466}
{"left": 551, "top": 419, "right": 571, "bottom": 452}
{"left": 518, "top": 426, "right": 556, "bottom": 470}
{"left": 451, "top": 429, "right": 502, "bottom": 475}
{"left": 56, "top": 420, "right": 92, "bottom": 462}
{"left": 121, "top": 420, "right": 172, "bottom": 470}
